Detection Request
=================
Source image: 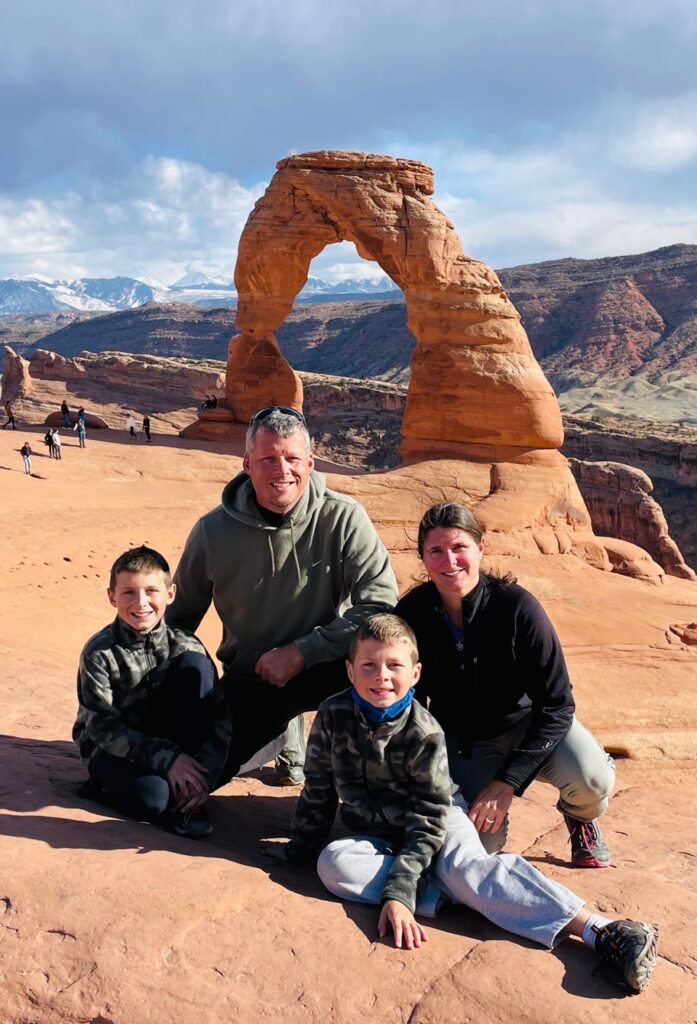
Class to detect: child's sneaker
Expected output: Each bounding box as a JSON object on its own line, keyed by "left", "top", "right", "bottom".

{"left": 564, "top": 814, "right": 611, "bottom": 867}
{"left": 169, "top": 807, "right": 213, "bottom": 839}
{"left": 271, "top": 765, "right": 306, "bottom": 787}
{"left": 593, "top": 919, "right": 659, "bottom": 993}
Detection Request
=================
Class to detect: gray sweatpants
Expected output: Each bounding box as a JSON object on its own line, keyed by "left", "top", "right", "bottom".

{"left": 449, "top": 716, "right": 616, "bottom": 854}
{"left": 317, "top": 795, "right": 584, "bottom": 948}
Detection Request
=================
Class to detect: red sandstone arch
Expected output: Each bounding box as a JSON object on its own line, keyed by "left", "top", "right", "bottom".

{"left": 226, "top": 150, "right": 563, "bottom": 462}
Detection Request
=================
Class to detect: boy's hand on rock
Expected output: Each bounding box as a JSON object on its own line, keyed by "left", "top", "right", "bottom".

{"left": 378, "top": 900, "right": 428, "bottom": 950}
{"left": 167, "top": 753, "right": 208, "bottom": 806}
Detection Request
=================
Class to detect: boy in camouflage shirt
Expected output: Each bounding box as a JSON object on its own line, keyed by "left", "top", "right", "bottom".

{"left": 74, "top": 546, "right": 231, "bottom": 838}
{"left": 265, "top": 615, "right": 658, "bottom": 992}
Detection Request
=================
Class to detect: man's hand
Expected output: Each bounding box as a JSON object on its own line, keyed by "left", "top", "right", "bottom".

{"left": 468, "top": 780, "right": 514, "bottom": 833}
{"left": 255, "top": 643, "right": 305, "bottom": 687}
{"left": 166, "top": 753, "right": 209, "bottom": 813}
{"left": 378, "top": 900, "right": 428, "bottom": 950}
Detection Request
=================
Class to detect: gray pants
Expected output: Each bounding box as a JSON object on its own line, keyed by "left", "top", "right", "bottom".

{"left": 448, "top": 716, "right": 616, "bottom": 853}
{"left": 22, "top": 455, "right": 32, "bottom": 474}
{"left": 317, "top": 795, "right": 584, "bottom": 948}
{"left": 275, "top": 713, "right": 306, "bottom": 772}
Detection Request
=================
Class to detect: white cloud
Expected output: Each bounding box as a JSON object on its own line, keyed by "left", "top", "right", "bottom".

{"left": 0, "top": 157, "right": 265, "bottom": 282}
{"left": 612, "top": 93, "right": 697, "bottom": 171}
{"left": 440, "top": 192, "right": 697, "bottom": 266}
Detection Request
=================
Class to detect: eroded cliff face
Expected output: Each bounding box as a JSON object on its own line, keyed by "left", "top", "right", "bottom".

{"left": 28, "top": 349, "right": 226, "bottom": 402}
{"left": 563, "top": 418, "right": 697, "bottom": 486}
{"left": 568, "top": 458, "right": 695, "bottom": 580}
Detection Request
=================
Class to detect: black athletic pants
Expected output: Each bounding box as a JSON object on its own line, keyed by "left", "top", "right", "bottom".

{"left": 87, "top": 651, "right": 218, "bottom": 821}
{"left": 214, "top": 658, "right": 349, "bottom": 788}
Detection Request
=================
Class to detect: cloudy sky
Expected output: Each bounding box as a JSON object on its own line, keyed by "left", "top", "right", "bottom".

{"left": 3, "top": 0, "right": 697, "bottom": 284}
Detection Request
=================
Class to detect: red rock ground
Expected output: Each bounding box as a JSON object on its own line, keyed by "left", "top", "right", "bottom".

{"left": 2, "top": 425, "right": 696, "bottom": 1023}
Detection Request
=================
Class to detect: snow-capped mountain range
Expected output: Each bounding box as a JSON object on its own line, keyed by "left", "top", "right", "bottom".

{"left": 0, "top": 273, "right": 401, "bottom": 314}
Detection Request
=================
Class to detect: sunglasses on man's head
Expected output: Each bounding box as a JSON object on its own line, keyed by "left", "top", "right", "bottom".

{"left": 249, "top": 406, "right": 307, "bottom": 427}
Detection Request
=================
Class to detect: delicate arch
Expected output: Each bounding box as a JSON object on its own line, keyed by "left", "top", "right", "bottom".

{"left": 227, "top": 150, "right": 563, "bottom": 462}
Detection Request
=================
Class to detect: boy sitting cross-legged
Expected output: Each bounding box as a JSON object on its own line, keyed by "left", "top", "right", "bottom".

{"left": 73, "top": 545, "right": 231, "bottom": 838}
{"left": 263, "top": 614, "right": 659, "bottom": 994}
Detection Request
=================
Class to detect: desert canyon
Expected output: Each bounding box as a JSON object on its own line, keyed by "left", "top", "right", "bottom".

{"left": 2, "top": 151, "right": 697, "bottom": 1023}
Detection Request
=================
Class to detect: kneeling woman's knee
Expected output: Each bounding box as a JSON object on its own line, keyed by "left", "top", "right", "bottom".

{"left": 581, "top": 750, "right": 616, "bottom": 802}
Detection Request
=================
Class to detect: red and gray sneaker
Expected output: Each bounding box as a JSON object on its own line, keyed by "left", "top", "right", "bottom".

{"left": 564, "top": 814, "right": 611, "bottom": 867}
{"left": 593, "top": 919, "right": 659, "bottom": 993}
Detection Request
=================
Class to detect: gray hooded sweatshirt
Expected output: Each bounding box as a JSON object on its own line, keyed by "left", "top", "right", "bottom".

{"left": 168, "top": 470, "right": 398, "bottom": 672}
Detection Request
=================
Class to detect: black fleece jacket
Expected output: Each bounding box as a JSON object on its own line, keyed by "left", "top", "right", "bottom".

{"left": 395, "top": 574, "right": 575, "bottom": 794}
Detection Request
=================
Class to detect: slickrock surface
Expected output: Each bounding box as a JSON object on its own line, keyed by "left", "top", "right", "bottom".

{"left": 225, "top": 150, "right": 562, "bottom": 460}
{"left": 2, "top": 428, "right": 697, "bottom": 1022}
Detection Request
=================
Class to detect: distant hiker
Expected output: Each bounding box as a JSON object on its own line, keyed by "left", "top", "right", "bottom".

{"left": 143, "top": 415, "right": 152, "bottom": 443}
{"left": 52, "top": 428, "right": 62, "bottom": 460}
{"left": 3, "top": 400, "right": 16, "bottom": 430}
{"left": 74, "top": 418, "right": 87, "bottom": 448}
{"left": 73, "top": 545, "right": 231, "bottom": 839}
{"left": 126, "top": 414, "right": 139, "bottom": 441}
{"left": 61, "top": 400, "right": 70, "bottom": 427}
{"left": 44, "top": 428, "right": 56, "bottom": 457}
{"left": 209, "top": 395, "right": 218, "bottom": 409}
{"left": 200, "top": 395, "right": 210, "bottom": 411}
{"left": 20, "top": 441, "right": 32, "bottom": 475}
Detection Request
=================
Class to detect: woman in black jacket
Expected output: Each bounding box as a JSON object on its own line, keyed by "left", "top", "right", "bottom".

{"left": 396, "top": 502, "right": 615, "bottom": 868}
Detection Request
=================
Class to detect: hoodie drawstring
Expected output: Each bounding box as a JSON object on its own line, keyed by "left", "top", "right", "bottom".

{"left": 290, "top": 520, "right": 302, "bottom": 583}
{"left": 264, "top": 521, "right": 302, "bottom": 582}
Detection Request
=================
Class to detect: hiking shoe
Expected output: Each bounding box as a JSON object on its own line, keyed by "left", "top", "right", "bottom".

{"left": 271, "top": 765, "right": 306, "bottom": 787}
{"left": 169, "top": 807, "right": 213, "bottom": 839}
{"left": 564, "top": 815, "right": 611, "bottom": 867}
{"left": 593, "top": 919, "right": 659, "bottom": 993}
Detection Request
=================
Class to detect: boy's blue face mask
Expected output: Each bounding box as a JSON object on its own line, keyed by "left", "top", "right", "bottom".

{"left": 351, "top": 686, "right": 415, "bottom": 724}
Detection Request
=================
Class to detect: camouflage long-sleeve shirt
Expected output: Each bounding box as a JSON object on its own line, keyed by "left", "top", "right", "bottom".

{"left": 287, "top": 689, "right": 455, "bottom": 912}
{"left": 73, "top": 616, "right": 231, "bottom": 781}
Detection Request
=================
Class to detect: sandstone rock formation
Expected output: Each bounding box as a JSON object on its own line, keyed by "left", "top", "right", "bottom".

{"left": 1, "top": 345, "right": 33, "bottom": 403}
{"left": 564, "top": 417, "right": 697, "bottom": 486}
{"left": 569, "top": 458, "right": 695, "bottom": 580}
{"left": 44, "top": 410, "right": 109, "bottom": 430}
{"left": 29, "top": 349, "right": 225, "bottom": 404}
{"left": 218, "top": 150, "right": 563, "bottom": 463}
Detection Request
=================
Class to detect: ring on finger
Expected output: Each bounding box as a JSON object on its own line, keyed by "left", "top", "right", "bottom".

{"left": 484, "top": 816, "right": 495, "bottom": 824}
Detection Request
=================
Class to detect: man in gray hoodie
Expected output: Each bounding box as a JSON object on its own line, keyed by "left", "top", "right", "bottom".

{"left": 168, "top": 406, "right": 398, "bottom": 785}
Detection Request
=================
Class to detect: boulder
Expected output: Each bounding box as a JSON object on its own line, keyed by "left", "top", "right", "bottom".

{"left": 44, "top": 411, "right": 109, "bottom": 430}
{"left": 597, "top": 536, "right": 665, "bottom": 582}
{"left": 1, "top": 345, "right": 33, "bottom": 403}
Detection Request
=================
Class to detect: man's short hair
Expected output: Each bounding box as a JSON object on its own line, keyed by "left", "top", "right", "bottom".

{"left": 109, "top": 545, "right": 172, "bottom": 590}
{"left": 245, "top": 406, "right": 311, "bottom": 453}
{"left": 349, "top": 613, "right": 419, "bottom": 665}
